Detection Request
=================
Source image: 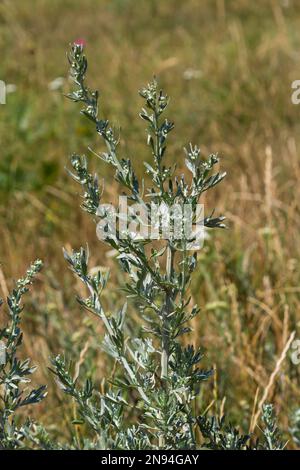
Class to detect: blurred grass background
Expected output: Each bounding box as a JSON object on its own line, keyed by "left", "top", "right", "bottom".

{"left": 1, "top": 0, "right": 300, "bottom": 446}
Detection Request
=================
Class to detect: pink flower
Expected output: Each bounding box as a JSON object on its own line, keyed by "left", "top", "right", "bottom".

{"left": 73, "top": 38, "right": 86, "bottom": 48}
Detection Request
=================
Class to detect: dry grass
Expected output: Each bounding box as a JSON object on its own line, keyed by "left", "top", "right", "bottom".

{"left": 1, "top": 0, "right": 300, "bottom": 446}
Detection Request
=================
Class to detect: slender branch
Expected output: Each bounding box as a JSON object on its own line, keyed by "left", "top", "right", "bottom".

{"left": 161, "top": 244, "right": 174, "bottom": 380}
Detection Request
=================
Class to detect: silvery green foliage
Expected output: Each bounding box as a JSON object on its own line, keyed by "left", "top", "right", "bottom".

{"left": 257, "top": 404, "right": 285, "bottom": 450}
{"left": 0, "top": 261, "right": 46, "bottom": 449}
{"left": 197, "top": 415, "right": 250, "bottom": 450}
{"left": 198, "top": 404, "right": 285, "bottom": 450}
{"left": 54, "top": 44, "right": 225, "bottom": 450}
{"left": 0, "top": 44, "right": 286, "bottom": 451}
{"left": 47, "top": 43, "right": 286, "bottom": 450}
{"left": 290, "top": 408, "right": 300, "bottom": 448}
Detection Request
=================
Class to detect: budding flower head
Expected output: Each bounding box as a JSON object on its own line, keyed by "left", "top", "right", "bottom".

{"left": 73, "top": 38, "right": 86, "bottom": 50}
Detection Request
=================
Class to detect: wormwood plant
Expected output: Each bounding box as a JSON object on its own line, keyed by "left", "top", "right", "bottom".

{"left": 0, "top": 43, "right": 287, "bottom": 450}
{"left": 48, "top": 43, "right": 285, "bottom": 450}
{"left": 50, "top": 42, "right": 227, "bottom": 450}
{"left": 0, "top": 261, "right": 46, "bottom": 449}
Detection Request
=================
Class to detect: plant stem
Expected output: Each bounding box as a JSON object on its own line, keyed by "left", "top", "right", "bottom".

{"left": 159, "top": 244, "right": 174, "bottom": 449}
{"left": 161, "top": 244, "right": 174, "bottom": 380}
